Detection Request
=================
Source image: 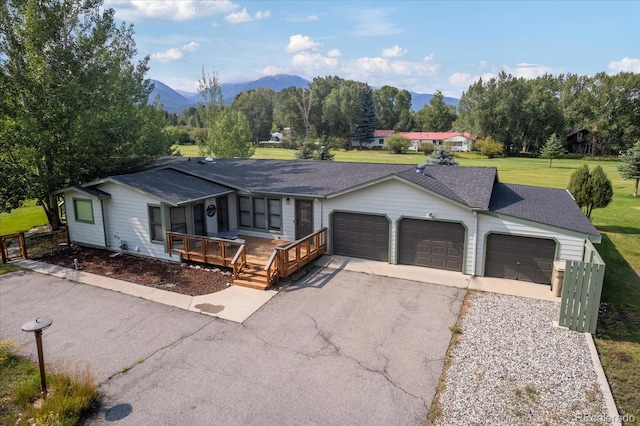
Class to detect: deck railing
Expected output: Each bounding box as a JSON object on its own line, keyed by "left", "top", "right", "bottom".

{"left": 231, "top": 245, "right": 247, "bottom": 280}
{"left": 274, "top": 228, "right": 328, "bottom": 279}
{"left": 166, "top": 232, "right": 243, "bottom": 268}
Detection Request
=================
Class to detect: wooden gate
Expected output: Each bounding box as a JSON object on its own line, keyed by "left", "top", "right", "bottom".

{"left": 558, "top": 241, "right": 605, "bottom": 334}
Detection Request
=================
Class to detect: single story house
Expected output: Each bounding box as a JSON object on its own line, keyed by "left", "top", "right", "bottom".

{"left": 59, "top": 157, "right": 599, "bottom": 288}
{"left": 399, "top": 132, "right": 475, "bottom": 152}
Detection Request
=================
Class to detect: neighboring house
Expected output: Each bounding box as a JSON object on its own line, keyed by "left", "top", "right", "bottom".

{"left": 59, "top": 157, "right": 599, "bottom": 286}
{"left": 371, "top": 129, "right": 395, "bottom": 149}
{"left": 399, "top": 132, "right": 475, "bottom": 152}
{"left": 566, "top": 128, "right": 590, "bottom": 154}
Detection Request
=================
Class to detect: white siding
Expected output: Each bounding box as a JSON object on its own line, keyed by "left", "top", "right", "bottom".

{"left": 65, "top": 190, "right": 106, "bottom": 247}
{"left": 98, "top": 182, "right": 172, "bottom": 260}
{"left": 282, "top": 198, "right": 296, "bottom": 240}
{"left": 476, "top": 213, "right": 586, "bottom": 276}
{"left": 322, "top": 179, "right": 477, "bottom": 274}
{"left": 204, "top": 197, "right": 218, "bottom": 235}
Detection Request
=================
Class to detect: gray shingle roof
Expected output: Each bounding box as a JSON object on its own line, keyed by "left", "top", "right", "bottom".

{"left": 489, "top": 183, "right": 599, "bottom": 235}
{"left": 165, "top": 158, "right": 413, "bottom": 197}
{"left": 111, "top": 169, "right": 232, "bottom": 205}
{"left": 73, "top": 185, "right": 110, "bottom": 199}
{"left": 399, "top": 165, "right": 496, "bottom": 208}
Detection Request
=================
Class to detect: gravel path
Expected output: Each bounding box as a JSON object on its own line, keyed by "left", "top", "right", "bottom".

{"left": 434, "top": 291, "right": 609, "bottom": 425}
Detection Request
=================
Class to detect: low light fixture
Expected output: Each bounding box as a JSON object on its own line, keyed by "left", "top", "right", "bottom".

{"left": 286, "top": 197, "right": 290, "bottom": 205}
{"left": 426, "top": 212, "right": 435, "bottom": 219}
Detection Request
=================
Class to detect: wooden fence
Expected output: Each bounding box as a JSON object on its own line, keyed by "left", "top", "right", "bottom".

{"left": 558, "top": 240, "right": 605, "bottom": 334}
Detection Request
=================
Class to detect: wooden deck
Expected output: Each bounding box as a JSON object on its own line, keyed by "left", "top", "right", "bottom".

{"left": 167, "top": 229, "right": 328, "bottom": 291}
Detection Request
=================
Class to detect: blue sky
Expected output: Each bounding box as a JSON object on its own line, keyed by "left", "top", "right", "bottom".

{"left": 105, "top": 0, "right": 640, "bottom": 98}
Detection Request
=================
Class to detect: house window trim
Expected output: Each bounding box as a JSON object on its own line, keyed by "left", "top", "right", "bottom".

{"left": 73, "top": 198, "right": 94, "bottom": 224}
{"left": 148, "top": 204, "right": 163, "bottom": 244}
{"left": 237, "top": 195, "right": 282, "bottom": 232}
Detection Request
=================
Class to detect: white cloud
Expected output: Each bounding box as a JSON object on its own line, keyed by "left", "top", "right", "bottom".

{"left": 283, "top": 13, "right": 319, "bottom": 23}
{"left": 261, "top": 65, "right": 290, "bottom": 76}
{"left": 151, "top": 42, "right": 201, "bottom": 62}
{"left": 381, "top": 46, "right": 407, "bottom": 58}
{"left": 285, "top": 34, "right": 322, "bottom": 53}
{"left": 225, "top": 7, "right": 270, "bottom": 23}
{"left": 225, "top": 7, "right": 252, "bottom": 23}
{"left": 448, "top": 72, "right": 474, "bottom": 87}
{"left": 351, "top": 8, "right": 401, "bottom": 36}
{"left": 609, "top": 57, "right": 640, "bottom": 73}
{"left": 107, "top": 0, "right": 237, "bottom": 22}
{"left": 503, "top": 63, "right": 553, "bottom": 79}
{"left": 478, "top": 60, "right": 488, "bottom": 69}
{"left": 327, "top": 49, "right": 342, "bottom": 58}
{"left": 291, "top": 52, "right": 339, "bottom": 70}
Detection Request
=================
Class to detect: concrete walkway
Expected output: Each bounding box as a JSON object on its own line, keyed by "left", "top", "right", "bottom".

{"left": 13, "top": 259, "right": 277, "bottom": 323}
{"left": 317, "top": 255, "right": 561, "bottom": 302}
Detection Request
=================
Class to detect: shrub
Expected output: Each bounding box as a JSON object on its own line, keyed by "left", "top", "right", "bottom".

{"left": 474, "top": 136, "right": 504, "bottom": 158}
{"left": 386, "top": 134, "right": 412, "bottom": 154}
{"left": 418, "top": 142, "right": 435, "bottom": 155}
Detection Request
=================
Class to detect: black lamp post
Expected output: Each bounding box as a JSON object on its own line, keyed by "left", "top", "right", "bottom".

{"left": 21, "top": 317, "right": 53, "bottom": 398}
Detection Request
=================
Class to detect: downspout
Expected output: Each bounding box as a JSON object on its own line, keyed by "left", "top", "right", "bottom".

{"left": 101, "top": 199, "right": 108, "bottom": 247}
{"left": 472, "top": 210, "right": 479, "bottom": 276}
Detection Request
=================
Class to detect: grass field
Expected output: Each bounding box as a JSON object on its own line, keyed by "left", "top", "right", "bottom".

{"left": 3, "top": 147, "right": 639, "bottom": 421}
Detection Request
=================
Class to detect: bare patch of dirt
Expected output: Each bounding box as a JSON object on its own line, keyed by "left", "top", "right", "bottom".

{"left": 33, "top": 245, "right": 232, "bottom": 296}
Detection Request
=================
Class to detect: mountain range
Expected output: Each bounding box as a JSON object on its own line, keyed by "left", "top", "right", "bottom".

{"left": 148, "top": 74, "right": 460, "bottom": 114}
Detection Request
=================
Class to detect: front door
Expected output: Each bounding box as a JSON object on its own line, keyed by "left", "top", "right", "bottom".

{"left": 216, "top": 196, "right": 229, "bottom": 232}
{"left": 295, "top": 200, "right": 313, "bottom": 239}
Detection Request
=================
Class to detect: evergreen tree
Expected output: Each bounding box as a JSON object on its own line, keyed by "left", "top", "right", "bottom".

{"left": 425, "top": 147, "right": 458, "bottom": 165}
{"left": 618, "top": 141, "right": 640, "bottom": 197}
{"left": 351, "top": 84, "right": 376, "bottom": 147}
{"left": 568, "top": 165, "right": 612, "bottom": 218}
{"left": 540, "top": 133, "right": 565, "bottom": 167}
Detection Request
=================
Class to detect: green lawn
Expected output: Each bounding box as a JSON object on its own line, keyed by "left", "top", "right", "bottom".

{"left": 0, "top": 199, "right": 48, "bottom": 235}
{"left": 5, "top": 147, "right": 639, "bottom": 421}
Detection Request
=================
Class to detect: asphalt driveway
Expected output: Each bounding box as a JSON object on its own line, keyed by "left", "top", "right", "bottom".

{"left": 0, "top": 266, "right": 464, "bottom": 425}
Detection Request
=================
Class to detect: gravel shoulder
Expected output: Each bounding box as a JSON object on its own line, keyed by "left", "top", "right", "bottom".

{"left": 434, "top": 291, "right": 608, "bottom": 425}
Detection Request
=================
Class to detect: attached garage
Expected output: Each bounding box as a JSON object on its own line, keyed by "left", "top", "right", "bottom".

{"left": 398, "top": 219, "right": 465, "bottom": 271}
{"left": 332, "top": 212, "right": 389, "bottom": 261}
{"left": 484, "top": 234, "right": 556, "bottom": 284}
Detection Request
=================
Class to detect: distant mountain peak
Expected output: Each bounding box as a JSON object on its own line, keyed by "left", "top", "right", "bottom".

{"left": 148, "top": 75, "right": 458, "bottom": 114}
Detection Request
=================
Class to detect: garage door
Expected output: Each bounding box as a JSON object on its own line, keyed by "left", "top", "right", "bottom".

{"left": 485, "top": 234, "right": 556, "bottom": 284}
{"left": 398, "top": 219, "right": 465, "bottom": 271}
{"left": 332, "top": 212, "right": 389, "bottom": 261}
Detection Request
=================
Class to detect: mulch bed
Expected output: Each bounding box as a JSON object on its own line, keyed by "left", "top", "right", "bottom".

{"left": 33, "top": 245, "right": 233, "bottom": 296}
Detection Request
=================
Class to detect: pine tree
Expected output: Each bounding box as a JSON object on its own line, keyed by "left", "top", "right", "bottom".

{"left": 618, "top": 141, "right": 640, "bottom": 197}
{"left": 425, "top": 147, "right": 458, "bottom": 165}
{"left": 540, "top": 133, "right": 565, "bottom": 167}
{"left": 351, "top": 84, "right": 376, "bottom": 147}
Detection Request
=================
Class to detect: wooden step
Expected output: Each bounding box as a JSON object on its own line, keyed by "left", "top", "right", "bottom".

{"left": 233, "top": 279, "right": 268, "bottom": 290}
{"left": 238, "top": 273, "right": 268, "bottom": 284}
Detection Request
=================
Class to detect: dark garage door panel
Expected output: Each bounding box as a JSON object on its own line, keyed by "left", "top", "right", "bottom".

{"left": 333, "top": 213, "right": 389, "bottom": 261}
{"left": 398, "top": 219, "right": 465, "bottom": 271}
{"left": 485, "top": 234, "right": 556, "bottom": 284}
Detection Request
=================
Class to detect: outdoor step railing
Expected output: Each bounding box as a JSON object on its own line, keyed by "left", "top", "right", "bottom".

{"left": 273, "top": 228, "right": 328, "bottom": 280}
{"left": 0, "top": 232, "right": 27, "bottom": 263}
{"left": 231, "top": 244, "right": 247, "bottom": 280}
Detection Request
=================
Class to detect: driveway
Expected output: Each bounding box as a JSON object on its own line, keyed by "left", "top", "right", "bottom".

{"left": 0, "top": 267, "right": 463, "bottom": 425}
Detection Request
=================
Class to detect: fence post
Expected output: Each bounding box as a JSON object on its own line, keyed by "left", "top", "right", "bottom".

{"left": 18, "top": 232, "right": 27, "bottom": 259}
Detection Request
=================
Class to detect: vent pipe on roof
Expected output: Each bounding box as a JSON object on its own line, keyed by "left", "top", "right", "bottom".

{"left": 416, "top": 164, "right": 426, "bottom": 175}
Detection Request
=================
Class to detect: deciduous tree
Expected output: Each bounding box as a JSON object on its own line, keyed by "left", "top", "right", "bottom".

{"left": 202, "top": 109, "right": 254, "bottom": 158}
{"left": 567, "top": 165, "right": 613, "bottom": 218}
{"left": 0, "top": 0, "right": 171, "bottom": 228}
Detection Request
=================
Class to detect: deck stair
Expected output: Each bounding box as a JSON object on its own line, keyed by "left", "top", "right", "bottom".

{"left": 234, "top": 262, "right": 270, "bottom": 290}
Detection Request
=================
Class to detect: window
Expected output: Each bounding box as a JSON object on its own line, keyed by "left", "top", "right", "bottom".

{"left": 268, "top": 199, "right": 281, "bottom": 230}
{"left": 170, "top": 206, "right": 187, "bottom": 233}
{"left": 237, "top": 196, "right": 282, "bottom": 231}
{"left": 253, "top": 198, "right": 266, "bottom": 229}
{"left": 73, "top": 199, "right": 94, "bottom": 223}
{"left": 149, "top": 206, "right": 162, "bottom": 242}
{"left": 238, "top": 196, "right": 251, "bottom": 227}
